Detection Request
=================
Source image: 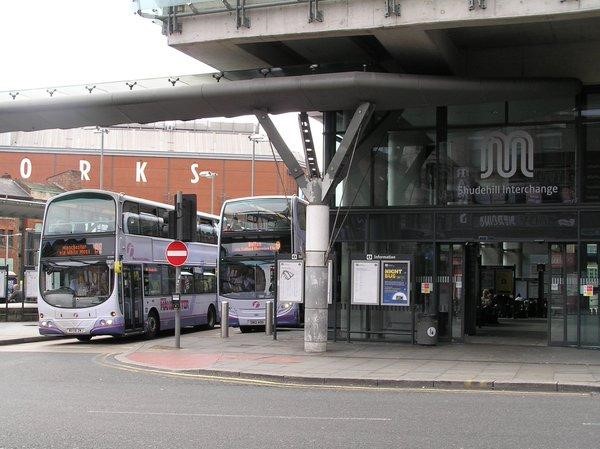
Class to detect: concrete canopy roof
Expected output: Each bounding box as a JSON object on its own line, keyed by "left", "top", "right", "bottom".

{"left": 0, "top": 72, "right": 581, "bottom": 133}
{"left": 0, "top": 198, "right": 45, "bottom": 219}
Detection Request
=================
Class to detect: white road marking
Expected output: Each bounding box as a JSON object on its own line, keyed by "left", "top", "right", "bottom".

{"left": 582, "top": 422, "right": 600, "bottom": 426}
{"left": 88, "top": 410, "right": 391, "bottom": 421}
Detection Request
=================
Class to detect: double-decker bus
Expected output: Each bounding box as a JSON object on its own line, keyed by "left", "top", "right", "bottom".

{"left": 218, "top": 195, "right": 307, "bottom": 332}
{"left": 37, "top": 190, "right": 219, "bottom": 341}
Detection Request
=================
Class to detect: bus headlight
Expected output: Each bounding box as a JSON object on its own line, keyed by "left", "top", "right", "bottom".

{"left": 97, "top": 319, "right": 114, "bottom": 326}
{"left": 40, "top": 320, "right": 54, "bottom": 328}
{"left": 277, "top": 302, "right": 294, "bottom": 313}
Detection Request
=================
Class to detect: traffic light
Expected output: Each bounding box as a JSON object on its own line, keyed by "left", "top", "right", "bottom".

{"left": 168, "top": 194, "right": 197, "bottom": 242}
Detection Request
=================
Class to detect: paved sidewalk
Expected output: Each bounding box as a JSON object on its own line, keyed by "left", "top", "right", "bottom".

{"left": 0, "top": 321, "right": 54, "bottom": 345}
{"left": 115, "top": 328, "right": 600, "bottom": 393}
{"left": 3, "top": 321, "right": 599, "bottom": 392}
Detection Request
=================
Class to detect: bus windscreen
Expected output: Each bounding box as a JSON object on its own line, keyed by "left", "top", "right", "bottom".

{"left": 222, "top": 198, "right": 291, "bottom": 232}
{"left": 219, "top": 258, "right": 274, "bottom": 299}
{"left": 44, "top": 193, "right": 116, "bottom": 236}
{"left": 40, "top": 261, "right": 113, "bottom": 308}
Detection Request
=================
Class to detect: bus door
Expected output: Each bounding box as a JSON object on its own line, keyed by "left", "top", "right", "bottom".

{"left": 122, "top": 265, "right": 144, "bottom": 330}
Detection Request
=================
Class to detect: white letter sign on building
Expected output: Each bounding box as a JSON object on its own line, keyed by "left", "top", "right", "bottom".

{"left": 190, "top": 163, "right": 200, "bottom": 184}
{"left": 136, "top": 161, "right": 148, "bottom": 183}
{"left": 79, "top": 160, "right": 91, "bottom": 181}
{"left": 20, "top": 158, "right": 32, "bottom": 179}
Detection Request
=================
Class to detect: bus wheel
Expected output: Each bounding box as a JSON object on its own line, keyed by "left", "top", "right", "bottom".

{"left": 145, "top": 311, "right": 160, "bottom": 339}
{"left": 206, "top": 305, "right": 216, "bottom": 330}
{"left": 76, "top": 336, "right": 92, "bottom": 342}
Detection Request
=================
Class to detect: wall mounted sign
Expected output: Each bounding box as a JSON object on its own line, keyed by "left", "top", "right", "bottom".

{"left": 277, "top": 259, "right": 304, "bottom": 303}
{"left": 351, "top": 260, "right": 379, "bottom": 305}
{"left": 381, "top": 261, "right": 410, "bottom": 306}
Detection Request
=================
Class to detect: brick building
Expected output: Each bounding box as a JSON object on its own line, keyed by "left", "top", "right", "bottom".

{"left": 0, "top": 120, "right": 299, "bottom": 214}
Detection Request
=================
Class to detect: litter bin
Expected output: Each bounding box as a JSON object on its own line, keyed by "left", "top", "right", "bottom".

{"left": 416, "top": 314, "right": 438, "bottom": 345}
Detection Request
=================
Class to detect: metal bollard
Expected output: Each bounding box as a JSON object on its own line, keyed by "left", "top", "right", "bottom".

{"left": 221, "top": 301, "right": 229, "bottom": 338}
{"left": 265, "top": 300, "right": 273, "bottom": 336}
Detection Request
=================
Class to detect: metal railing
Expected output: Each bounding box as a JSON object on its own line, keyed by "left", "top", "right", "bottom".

{"left": 134, "top": 0, "right": 402, "bottom": 32}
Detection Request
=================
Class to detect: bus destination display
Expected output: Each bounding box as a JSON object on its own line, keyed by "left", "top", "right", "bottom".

{"left": 56, "top": 243, "right": 103, "bottom": 257}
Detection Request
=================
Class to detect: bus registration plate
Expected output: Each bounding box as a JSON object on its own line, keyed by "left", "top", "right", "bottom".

{"left": 66, "top": 328, "right": 85, "bottom": 334}
{"left": 248, "top": 320, "right": 265, "bottom": 325}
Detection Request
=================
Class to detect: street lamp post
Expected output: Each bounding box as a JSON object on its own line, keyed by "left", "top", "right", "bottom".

{"left": 95, "top": 127, "right": 109, "bottom": 190}
{"left": 248, "top": 133, "right": 268, "bottom": 196}
{"left": 198, "top": 171, "right": 218, "bottom": 214}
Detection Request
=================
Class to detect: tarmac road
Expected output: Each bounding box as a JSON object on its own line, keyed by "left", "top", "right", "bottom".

{"left": 0, "top": 341, "right": 598, "bottom": 449}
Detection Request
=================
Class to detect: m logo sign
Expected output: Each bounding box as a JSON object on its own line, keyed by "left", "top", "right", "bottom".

{"left": 481, "top": 131, "right": 534, "bottom": 179}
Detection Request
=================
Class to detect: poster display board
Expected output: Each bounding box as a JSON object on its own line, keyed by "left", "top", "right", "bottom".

{"left": 277, "top": 259, "right": 304, "bottom": 303}
{"left": 381, "top": 260, "right": 411, "bottom": 306}
{"left": 0, "top": 267, "right": 6, "bottom": 299}
{"left": 351, "top": 260, "right": 380, "bottom": 305}
{"left": 25, "top": 269, "right": 38, "bottom": 299}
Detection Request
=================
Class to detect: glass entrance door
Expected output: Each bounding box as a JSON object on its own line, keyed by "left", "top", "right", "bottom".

{"left": 548, "top": 243, "right": 578, "bottom": 345}
{"left": 580, "top": 243, "right": 600, "bottom": 346}
{"left": 437, "top": 244, "right": 465, "bottom": 341}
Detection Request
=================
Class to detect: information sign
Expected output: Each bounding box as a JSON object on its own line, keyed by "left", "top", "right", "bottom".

{"left": 277, "top": 259, "right": 304, "bottom": 303}
{"left": 584, "top": 285, "right": 595, "bottom": 297}
{"left": 421, "top": 282, "right": 432, "bottom": 294}
{"left": 381, "top": 260, "right": 410, "bottom": 306}
{"left": 25, "top": 270, "right": 38, "bottom": 299}
{"left": 351, "top": 260, "right": 379, "bottom": 305}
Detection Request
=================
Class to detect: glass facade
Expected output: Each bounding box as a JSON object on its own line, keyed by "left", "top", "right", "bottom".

{"left": 329, "top": 90, "right": 600, "bottom": 348}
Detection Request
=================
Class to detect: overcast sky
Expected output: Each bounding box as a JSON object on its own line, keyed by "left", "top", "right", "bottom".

{"left": 0, "top": 0, "right": 322, "bottom": 158}
{"left": 0, "top": 0, "right": 211, "bottom": 91}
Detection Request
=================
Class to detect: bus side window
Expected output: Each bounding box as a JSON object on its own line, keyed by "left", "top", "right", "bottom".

{"left": 143, "top": 265, "right": 162, "bottom": 296}
{"left": 203, "top": 268, "right": 216, "bottom": 294}
{"left": 157, "top": 208, "right": 169, "bottom": 238}
{"left": 180, "top": 268, "right": 193, "bottom": 294}
{"left": 123, "top": 213, "right": 140, "bottom": 235}
{"left": 139, "top": 213, "right": 159, "bottom": 237}
{"left": 161, "top": 266, "right": 176, "bottom": 295}
{"left": 194, "top": 270, "right": 203, "bottom": 293}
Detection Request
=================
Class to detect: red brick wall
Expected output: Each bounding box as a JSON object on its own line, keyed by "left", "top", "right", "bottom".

{"left": 1, "top": 152, "right": 298, "bottom": 213}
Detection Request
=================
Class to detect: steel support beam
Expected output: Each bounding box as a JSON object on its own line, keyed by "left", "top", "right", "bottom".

{"left": 298, "top": 112, "right": 321, "bottom": 179}
{"left": 321, "top": 102, "right": 374, "bottom": 202}
{"left": 254, "top": 110, "right": 309, "bottom": 193}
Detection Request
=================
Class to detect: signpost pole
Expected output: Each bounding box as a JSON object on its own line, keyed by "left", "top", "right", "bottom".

{"left": 273, "top": 253, "right": 278, "bottom": 341}
{"left": 3, "top": 265, "right": 8, "bottom": 322}
{"left": 174, "top": 192, "right": 183, "bottom": 349}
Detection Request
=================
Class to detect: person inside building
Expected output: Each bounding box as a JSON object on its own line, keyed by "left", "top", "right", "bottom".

{"left": 8, "top": 284, "right": 23, "bottom": 303}
{"left": 479, "top": 288, "right": 499, "bottom": 326}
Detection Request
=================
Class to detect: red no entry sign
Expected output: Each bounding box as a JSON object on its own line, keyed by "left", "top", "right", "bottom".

{"left": 165, "top": 240, "right": 188, "bottom": 267}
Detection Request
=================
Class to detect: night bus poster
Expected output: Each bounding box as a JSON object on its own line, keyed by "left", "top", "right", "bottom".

{"left": 381, "top": 261, "right": 410, "bottom": 306}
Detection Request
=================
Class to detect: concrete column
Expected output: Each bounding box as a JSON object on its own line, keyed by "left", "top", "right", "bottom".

{"left": 304, "top": 202, "right": 329, "bottom": 353}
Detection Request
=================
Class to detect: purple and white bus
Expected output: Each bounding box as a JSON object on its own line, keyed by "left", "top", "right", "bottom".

{"left": 218, "top": 195, "right": 307, "bottom": 332}
{"left": 37, "top": 189, "right": 219, "bottom": 341}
